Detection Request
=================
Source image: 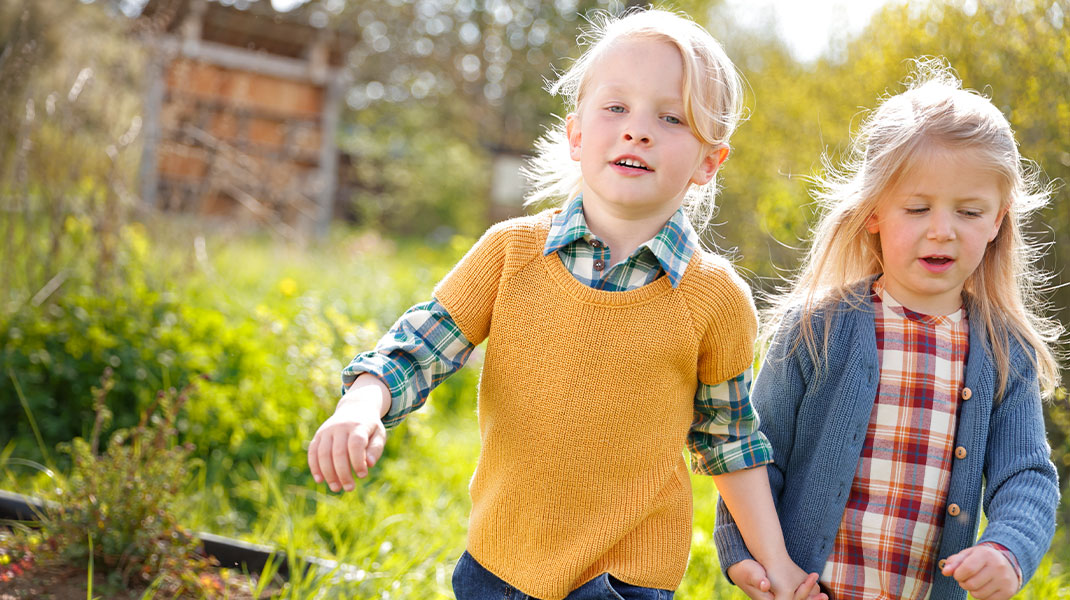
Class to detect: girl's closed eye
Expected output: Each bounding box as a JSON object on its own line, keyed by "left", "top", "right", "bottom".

{"left": 905, "top": 206, "right": 929, "bottom": 215}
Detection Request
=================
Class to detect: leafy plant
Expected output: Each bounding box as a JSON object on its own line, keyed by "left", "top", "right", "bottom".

{"left": 24, "top": 369, "right": 220, "bottom": 596}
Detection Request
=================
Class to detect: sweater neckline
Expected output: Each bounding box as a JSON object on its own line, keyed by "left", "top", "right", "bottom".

{"left": 537, "top": 214, "right": 678, "bottom": 305}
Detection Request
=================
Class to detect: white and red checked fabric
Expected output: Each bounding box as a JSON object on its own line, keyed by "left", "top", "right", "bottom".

{"left": 821, "top": 278, "right": 968, "bottom": 600}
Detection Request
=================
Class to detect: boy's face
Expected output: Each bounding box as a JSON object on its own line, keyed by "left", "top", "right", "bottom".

{"left": 566, "top": 38, "right": 727, "bottom": 222}
{"left": 866, "top": 146, "right": 1007, "bottom": 315}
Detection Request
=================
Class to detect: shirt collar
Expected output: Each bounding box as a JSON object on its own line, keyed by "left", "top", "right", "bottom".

{"left": 544, "top": 195, "right": 698, "bottom": 287}
{"left": 872, "top": 276, "right": 965, "bottom": 324}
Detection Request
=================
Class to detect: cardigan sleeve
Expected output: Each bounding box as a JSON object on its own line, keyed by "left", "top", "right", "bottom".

{"left": 976, "top": 346, "right": 1059, "bottom": 584}
{"left": 713, "top": 308, "right": 810, "bottom": 576}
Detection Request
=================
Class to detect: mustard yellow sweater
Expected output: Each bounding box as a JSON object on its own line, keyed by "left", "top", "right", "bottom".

{"left": 434, "top": 210, "right": 757, "bottom": 599}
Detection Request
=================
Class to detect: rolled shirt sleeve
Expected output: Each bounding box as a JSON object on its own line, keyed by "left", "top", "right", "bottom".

{"left": 688, "top": 367, "right": 772, "bottom": 475}
{"left": 342, "top": 299, "right": 475, "bottom": 428}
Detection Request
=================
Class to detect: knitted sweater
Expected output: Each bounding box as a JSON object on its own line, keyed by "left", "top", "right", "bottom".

{"left": 434, "top": 210, "right": 757, "bottom": 599}
{"left": 713, "top": 282, "right": 1059, "bottom": 600}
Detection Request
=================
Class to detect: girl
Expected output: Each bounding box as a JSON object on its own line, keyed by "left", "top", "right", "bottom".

{"left": 714, "top": 59, "right": 1061, "bottom": 600}
{"left": 308, "top": 8, "right": 821, "bottom": 600}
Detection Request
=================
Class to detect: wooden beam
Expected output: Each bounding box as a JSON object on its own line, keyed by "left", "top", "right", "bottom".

{"left": 314, "top": 73, "right": 348, "bottom": 236}
{"left": 139, "top": 54, "right": 167, "bottom": 209}
{"left": 150, "top": 33, "right": 342, "bottom": 85}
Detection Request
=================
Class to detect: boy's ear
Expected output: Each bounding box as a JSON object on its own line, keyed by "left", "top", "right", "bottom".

{"left": 566, "top": 113, "right": 581, "bottom": 161}
{"left": 690, "top": 144, "right": 730, "bottom": 186}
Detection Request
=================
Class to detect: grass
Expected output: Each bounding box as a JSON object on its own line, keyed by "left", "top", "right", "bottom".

{"left": 3, "top": 222, "right": 1070, "bottom": 598}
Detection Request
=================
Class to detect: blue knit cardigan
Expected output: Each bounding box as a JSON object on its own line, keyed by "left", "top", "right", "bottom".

{"left": 713, "top": 286, "right": 1059, "bottom": 599}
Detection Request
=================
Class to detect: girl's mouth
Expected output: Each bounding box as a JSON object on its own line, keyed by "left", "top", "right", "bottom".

{"left": 922, "top": 256, "right": 952, "bottom": 265}
{"left": 920, "top": 256, "right": 955, "bottom": 272}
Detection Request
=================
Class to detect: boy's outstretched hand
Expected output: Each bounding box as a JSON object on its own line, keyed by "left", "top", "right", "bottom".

{"left": 941, "top": 544, "right": 1019, "bottom": 600}
{"left": 728, "top": 559, "right": 827, "bottom": 600}
{"left": 307, "top": 374, "right": 390, "bottom": 492}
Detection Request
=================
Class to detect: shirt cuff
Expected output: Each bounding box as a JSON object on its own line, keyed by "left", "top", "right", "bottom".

{"left": 978, "top": 542, "right": 1023, "bottom": 590}
{"left": 342, "top": 351, "right": 413, "bottom": 428}
{"left": 689, "top": 432, "right": 773, "bottom": 476}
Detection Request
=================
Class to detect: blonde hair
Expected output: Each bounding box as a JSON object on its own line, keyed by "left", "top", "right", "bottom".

{"left": 522, "top": 7, "right": 743, "bottom": 232}
{"left": 770, "top": 57, "right": 1062, "bottom": 399}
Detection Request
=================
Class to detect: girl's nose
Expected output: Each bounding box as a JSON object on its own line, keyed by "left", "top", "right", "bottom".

{"left": 927, "top": 212, "right": 955, "bottom": 240}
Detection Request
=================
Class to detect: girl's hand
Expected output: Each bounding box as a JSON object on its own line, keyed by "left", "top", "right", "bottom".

{"left": 941, "top": 544, "right": 1019, "bottom": 600}
{"left": 765, "top": 560, "right": 827, "bottom": 600}
{"left": 307, "top": 374, "right": 390, "bottom": 492}
{"left": 791, "top": 572, "right": 826, "bottom": 600}
{"left": 727, "top": 559, "right": 772, "bottom": 599}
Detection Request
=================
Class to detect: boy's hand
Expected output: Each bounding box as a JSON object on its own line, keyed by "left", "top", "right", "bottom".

{"left": 941, "top": 544, "right": 1019, "bottom": 600}
{"left": 307, "top": 374, "right": 390, "bottom": 492}
{"left": 727, "top": 559, "right": 772, "bottom": 599}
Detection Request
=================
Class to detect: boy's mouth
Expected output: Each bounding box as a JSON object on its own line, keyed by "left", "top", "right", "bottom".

{"left": 613, "top": 157, "right": 652, "bottom": 171}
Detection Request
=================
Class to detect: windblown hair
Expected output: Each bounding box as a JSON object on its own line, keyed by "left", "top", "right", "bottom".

{"left": 767, "top": 58, "right": 1061, "bottom": 399}
{"left": 522, "top": 7, "right": 743, "bottom": 233}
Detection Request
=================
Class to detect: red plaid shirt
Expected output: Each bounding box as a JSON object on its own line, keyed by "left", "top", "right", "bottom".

{"left": 821, "top": 280, "right": 967, "bottom": 599}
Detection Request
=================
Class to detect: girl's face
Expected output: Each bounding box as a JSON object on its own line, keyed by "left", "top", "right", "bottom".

{"left": 565, "top": 37, "right": 725, "bottom": 221}
{"left": 866, "top": 146, "right": 1007, "bottom": 315}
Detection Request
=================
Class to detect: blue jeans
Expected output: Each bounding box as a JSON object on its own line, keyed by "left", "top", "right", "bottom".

{"left": 451, "top": 551, "right": 674, "bottom": 600}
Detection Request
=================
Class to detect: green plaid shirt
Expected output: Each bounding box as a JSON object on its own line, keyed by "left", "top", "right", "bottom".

{"left": 343, "top": 196, "right": 771, "bottom": 476}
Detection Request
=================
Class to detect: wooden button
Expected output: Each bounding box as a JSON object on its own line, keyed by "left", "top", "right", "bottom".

{"left": 955, "top": 446, "right": 967, "bottom": 459}
{"left": 961, "top": 387, "right": 973, "bottom": 400}
{"left": 938, "top": 558, "right": 947, "bottom": 570}
{"left": 947, "top": 503, "right": 961, "bottom": 516}
{"left": 593, "top": 259, "right": 605, "bottom": 271}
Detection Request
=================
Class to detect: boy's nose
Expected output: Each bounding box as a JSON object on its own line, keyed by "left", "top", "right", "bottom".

{"left": 622, "top": 118, "right": 652, "bottom": 144}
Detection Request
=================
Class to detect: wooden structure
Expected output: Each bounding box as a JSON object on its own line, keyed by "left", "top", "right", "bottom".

{"left": 137, "top": 0, "right": 356, "bottom": 237}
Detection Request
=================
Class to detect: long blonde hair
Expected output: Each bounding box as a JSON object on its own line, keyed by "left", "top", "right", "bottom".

{"left": 769, "top": 58, "right": 1062, "bottom": 399}
{"left": 522, "top": 7, "right": 743, "bottom": 233}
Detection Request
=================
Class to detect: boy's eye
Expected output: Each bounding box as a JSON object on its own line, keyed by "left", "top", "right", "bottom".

{"left": 607, "top": 105, "right": 625, "bottom": 113}
{"left": 663, "top": 115, "right": 682, "bottom": 125}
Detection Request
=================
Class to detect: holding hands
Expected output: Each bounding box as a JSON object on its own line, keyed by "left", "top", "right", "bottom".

{"left": 307, "top": 374, "right": 390, "bottom": 492}
{"left": 728, "top": 559, "right": 827, "bottom": 600}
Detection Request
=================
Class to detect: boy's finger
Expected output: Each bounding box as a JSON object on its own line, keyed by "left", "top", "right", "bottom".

{"left": 317, "top": 431, "right": 340, "bottom": 491}
{"left": 307, "top": 437, "right": 323, "bottom": 483}
{"left": 332, "top": 432, "right": 356, "bottom": 491}
{"left": 365, "top": 426, "right": 386, "bottom": 469}
{"left": 348, "top": 431, "right": 369, "bottom": 479}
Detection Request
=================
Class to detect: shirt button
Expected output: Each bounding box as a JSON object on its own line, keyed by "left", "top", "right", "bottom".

{"left": 589, "top": 239, "right": 602, "bottom": 249}
{"left": 955, "top": 446, "right": 967, "bottom": 459}
{"left": 938, "top": 558, "right": 948, "bottom": 570}
{"left": 961, "top": 387, "right": 973, "bottom": 400}
{"left": 947, "top": 503, "right": 961, "bottom": 516}
{"left": 593, "top": 259, "right": 605, "bottom": 271}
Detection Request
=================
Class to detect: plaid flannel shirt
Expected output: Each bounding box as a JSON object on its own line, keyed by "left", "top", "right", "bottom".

{"left": 343, "top": 196, "right": 771, "bottom": 476}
